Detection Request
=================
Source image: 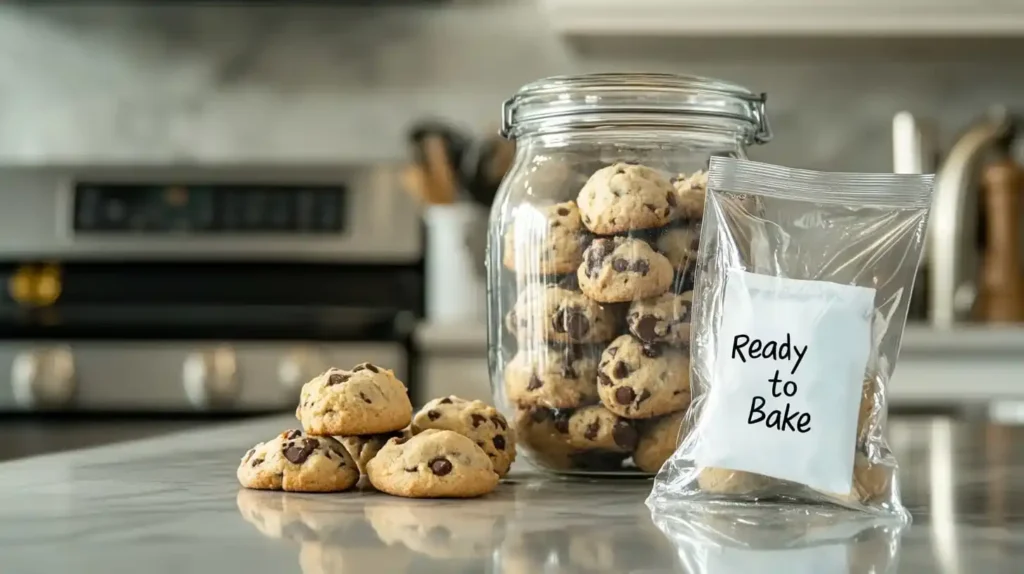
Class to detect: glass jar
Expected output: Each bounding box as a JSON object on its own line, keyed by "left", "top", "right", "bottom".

{"left": 486, "top": 73, "right": 772, "bottom": 475}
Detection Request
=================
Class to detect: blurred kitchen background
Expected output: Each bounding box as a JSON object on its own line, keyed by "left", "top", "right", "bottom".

{"left": 3, "top": 0, "right": 1024, "bottom": 460}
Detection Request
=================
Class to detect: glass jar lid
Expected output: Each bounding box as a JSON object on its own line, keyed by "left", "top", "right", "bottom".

{"left": 500, "top": 73, "right": 771, "bottom": 145}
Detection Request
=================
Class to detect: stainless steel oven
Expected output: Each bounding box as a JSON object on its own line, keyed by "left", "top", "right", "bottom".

{"left": 0, "top": 164, "right": 423, "bottom": 413}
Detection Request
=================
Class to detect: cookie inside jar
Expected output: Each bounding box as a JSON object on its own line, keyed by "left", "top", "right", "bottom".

{"left": 487, "top": 73, "right": 771, "bottom": 475}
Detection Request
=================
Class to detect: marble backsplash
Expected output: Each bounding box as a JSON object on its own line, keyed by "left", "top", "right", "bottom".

{"left": 2, "top": 1, "right": 1024, "bottom": 171}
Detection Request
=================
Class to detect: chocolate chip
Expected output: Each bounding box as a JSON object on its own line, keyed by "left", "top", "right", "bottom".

{"left": 607, "top": 346, "right": 618, "bottom": 357}
{"left": 439, "top": 397, "right": 453, "bottom": 404}
{"left": 564, "top": 308, "right": 590, "bottom": 339}
{"left": 251, "top": 457, "right": 263, "bottom": 467}
{"left": 636, "top": 389, "right": 652, "bottom": 405}
{"left": 612, "top": 361, "right": 631, "bottom": 379}
{"left": 427, "top": 410, "right": 441, "bottom": 421}
{"left": 584, "top": 421, "right": 600, "bottom": 441}
{"left": 641, "top": 344, "right": 662, "bottom": 358}
{"left": 643, "top": 203, "right": 657, "bottom": 211}
{"left": 551, "top": 221, "right": 561, "bottom": 228}
{"left": 283, "top": 438, "right": 318, "bottom": 464}
{"left": 557, "top": 207, "right": 570, "bottom": 216}
{"left": 615, "top": 386, "right": 636, "bottom": 405}
{"left": 611, "top": 258, "right": 629, "bottom": 272}
{"left": 404, "top": 466, "right": 418, "bottom": 473}
{"left": 666, "top": 191, "right": 677, "bottom": 207}
{"left": 471, "top": 414, "right": 486, "bottom": 428}
{"left": 491, "top": 415, "right": 507, "bottom": 430}
{"left": 598, "top": 372, "right": 613, "bottom": 387}
{"left": 353, "top": 362, "right": 379, "bottom": 373}
{"left": 583, "top": 214, "right": 592, "bottom": 224}
{"left": 631, "top": 260, "right": 650, "bottom": 275}
{"left": 283, "top": 429, "right": 302, "bottom": 440}
{"left": 633, "top": 315, "right": 660, "bottom": 343}
{"left": 553, "top": 411, "right": 571, "bottom": 433}
{"left": 359, "top": 392, "right": 372, "bottom": 404}
{"left": 493, "top": 435, "right": 506, "bottom": 450}
{"left": 327, "top": 373, "right": 350, "bottom": 386}
{"left": 551, "top": 309, "right": 567, "bottom": 333}
{"left": 612, "top": 421, "right": 639, "bottom": 450}
{"left": 592, "top": 238, "right": 616, "bottom": 259}
{"left": 527, "top": 374, "right": 543, "bottom": 391}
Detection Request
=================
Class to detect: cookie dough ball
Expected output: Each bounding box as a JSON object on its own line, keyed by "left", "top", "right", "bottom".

{"left": 851, "top": 453, "right": 892, "bottom": 504}
{"left": 238, "top": 429, "right": 359, "bottom": 492}
{"left": 513, "top": 407, "right": 576, "bottom": 470}
{"left": 296, "top": 364, "right": 412, "bottom": 436}
{"left": 503, "top": 200, "right": 589, "bottom": 275}
{"left": 366, "top": 429, "right": 499, "bottom": 498}
{"left": 566, "top": 405, "right": 638, "bottom": 453}
{"left": 596, "top": 335, "right": 690, "bottom": 419}
{"left": 858, "top": 377, "right": 879, "bottom": 441}
{"left": 577, "top": 237, "right": 674, "bottom": 303}
{"left": 508, "top": 281, "right": 620, "bottom": 344}
{"left": 670, "top": 169, "right": 707, "bottom": 221}
{"left": 697, "top": 467, "right": 776, "bottom": 495}
{"left": 577, "top": 162, "right": 678, "bottom": 234}
{"left": 504, "top": 345, "right": 600, "bottom": 409}
{"left": 411, "top": 396, "right": 516, "bottom": 477}
{"left": 627, "top": 291, "right": 693, "bottom": 346}
{"left": 655, "top": 224, "right": 701, "bottom": 271}
{"left": 633, "top": 411, "right": 687, "bottom": 473}
{"left": 339, "top": 430, "right": 408, "bottom": 474}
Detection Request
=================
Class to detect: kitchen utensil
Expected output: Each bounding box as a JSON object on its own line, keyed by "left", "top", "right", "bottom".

{"left": 463, "top": 133, "right": 516, "bottom": 208}
{"left": 976, "top": 144, "right": 1024, "bottom": 323}
{"left": 409, "top": 121, "right": 470, "bottom": 204}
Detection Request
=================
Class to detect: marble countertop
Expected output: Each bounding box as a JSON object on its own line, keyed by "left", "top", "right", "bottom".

{"left": 0, "top": 415, "right": 1021, "bottom": 573}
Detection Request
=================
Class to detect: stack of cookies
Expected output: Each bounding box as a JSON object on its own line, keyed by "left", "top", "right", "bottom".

{"left": 237, "top": 363, "right": 515, "bottom": 498}
{"left": 501, "top": 161, "right": 706, "bottom": 473}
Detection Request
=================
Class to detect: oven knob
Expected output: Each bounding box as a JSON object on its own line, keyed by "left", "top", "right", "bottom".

{"left": 182, "top": 347, "right": 240, "bottom": 408}
{"left": 11, "top": 347, "right": 76, "bottom": 409}
{"left": 278, "top": 350, "right": 325, "bottom": 391}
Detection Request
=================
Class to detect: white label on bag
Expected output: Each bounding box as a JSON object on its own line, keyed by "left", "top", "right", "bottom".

{"left": 694, "top": 269, "right": 875, "bottom": 495}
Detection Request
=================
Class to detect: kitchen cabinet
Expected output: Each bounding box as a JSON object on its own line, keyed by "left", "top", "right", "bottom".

{"left": 540, "top": 0, "right": 1024, "bottom": 37}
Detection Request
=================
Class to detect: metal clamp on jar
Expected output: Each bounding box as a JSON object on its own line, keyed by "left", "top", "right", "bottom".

{"left": 487, "top": 73, "right": 771, "bottom": 475}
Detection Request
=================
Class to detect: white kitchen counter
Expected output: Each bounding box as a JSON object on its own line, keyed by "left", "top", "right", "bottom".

{"left": 415, "top": 322, "right": 1024, "bottom": 406}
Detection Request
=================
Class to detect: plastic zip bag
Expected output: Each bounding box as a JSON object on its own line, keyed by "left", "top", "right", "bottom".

{"left": 647, "top": 157, "right": 934, "bottom": 520}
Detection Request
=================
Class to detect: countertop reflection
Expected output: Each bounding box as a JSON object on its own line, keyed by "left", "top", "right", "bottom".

{"left": 0, "top": 415, "right": 1020, "bottom": 573}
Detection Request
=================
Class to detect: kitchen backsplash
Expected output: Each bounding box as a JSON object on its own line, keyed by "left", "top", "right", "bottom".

{"left": 2, "top": 1, "right": 1024, "bottom": 170}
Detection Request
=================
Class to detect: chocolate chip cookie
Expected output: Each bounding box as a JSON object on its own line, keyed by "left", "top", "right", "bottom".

{"left": 670, "top": 169, "right": 707, "bottom": 221}
{"left": 627, "top": 291, "right": 693, "bottom": 346}
{"left": 566, "top": 405, "right": 638, "bottom": 453}
{"left": 339, "top": 430, "right": 408, "bottom": 474}
{"left": 411, "top": 396, "right": 516, "bottom": 477}
{"left": 503, "top": 200, "right": 589, "bottom": 275}
{"left": 577, "top": 237, "right": 673, "bottom": 303}
{"left": 577, "top": 162, "right": 678, "bottom": 235}
{"left": 633, "top": 411, "right": 687, "bottom": 473}
{"left": 238, "top": 429, "right": 359, "bottom": 492}
{"left": 596, "top": 334, "right": 691, "bottom": 419}
{"left": 512, "top": 406, "right": 576, "bottom": 470}
{"left": 507, "top": 281, "right": 620, "bottom": 344}
{"left": 504, "top": 345, "right": 600, "bottom": 409}
{"left": 296, "top": 364, "right": 412, "bottom": 436}
{"left": 366, "top": 429, "right": 499, "bottom": 498}
{"left": 655, "top": 224, "right": 700, "bottom": 271}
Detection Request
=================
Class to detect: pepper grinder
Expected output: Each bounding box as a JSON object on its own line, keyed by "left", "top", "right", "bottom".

{"left": 975, "top": 143, "right": 1024, "bottom": 323}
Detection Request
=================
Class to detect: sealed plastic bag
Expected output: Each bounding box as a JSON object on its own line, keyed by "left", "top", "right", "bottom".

{"left": 647, "top": 157, "right": 933, "bottom": 520}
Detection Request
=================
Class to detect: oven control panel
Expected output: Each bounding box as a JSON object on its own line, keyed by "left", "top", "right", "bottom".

{"left": 73, "top": 184, "right": 346, "bottom": 234}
